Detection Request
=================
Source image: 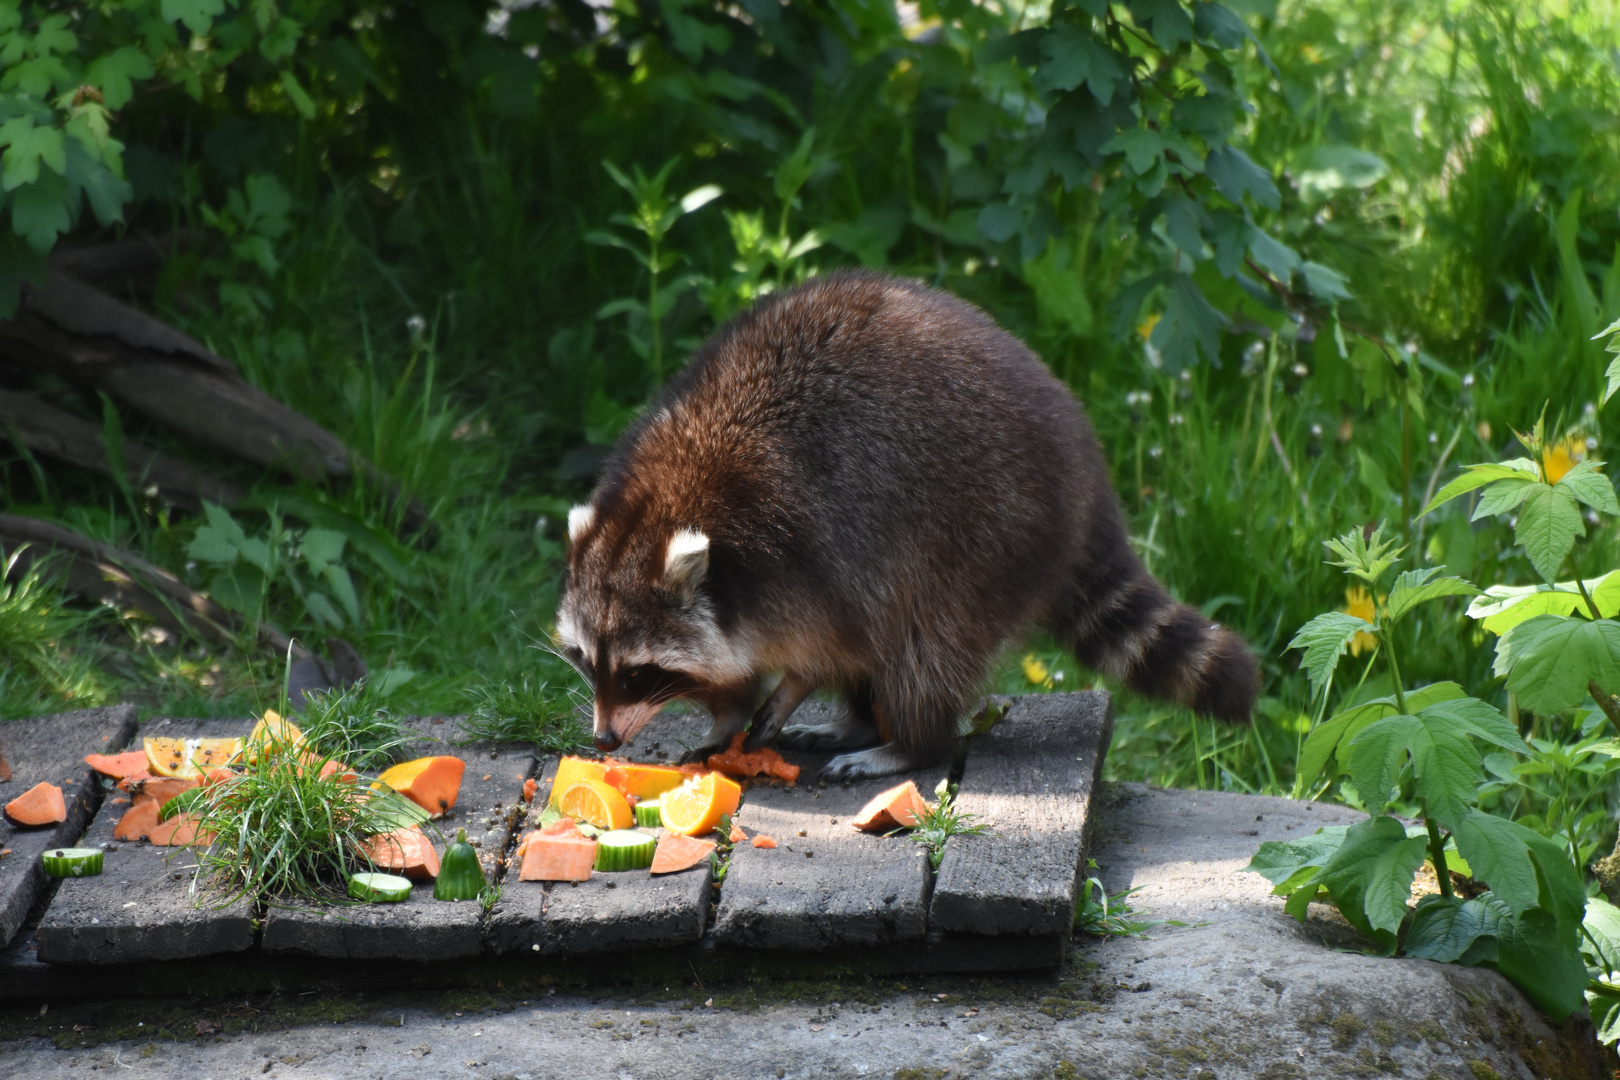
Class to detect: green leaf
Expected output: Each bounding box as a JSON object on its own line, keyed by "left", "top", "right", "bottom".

{"left": 1292, "top": 144, "right": 1389, "bottom": 201}
{"left": 1344, "top": 714, "right": 1417, "bottom": 815}
{"left": 187, "top": 525, "right": 238, "bottom": 565}
{"left": 1404, "top": 894, "right": 1508, "bottom": 963}
{"left": 1471, "top": 476, "right": 1538, "bottom": 521}
{"left": 10, "top": 172, "right": 71, "bottom": 253}
{"left": 1127, "top": 0, "right": 1192, "bottom": 51}
{"left": 161, "top": 0, "right": 226, "bottom": 35}
{"left": 1303, "top": 815, "right": 1417, "bottom": 948}
{"left": 1246, "top": 224, "right": 1299, "bottom": 282}
{"left": 1100, "top": 127, "right": 1171, "bottom": 175}
{"left": 1555, "top": 460, "right": 1620, "bottom": 516}
{"left": 1468, "top": 571, "right": 1620, "bottom": 634}
{"left": 209, "top": 564, "right": 265, "bottom": 617}
{"left": 279, "top": 70, "right": 317, "bottom": 120}
{"left": 303, "top": 590, "right": 344, "bottom": 628}
{"left": 1605, "top": 357, "right": 1620, "bottom": 406}
{"left": 1294, "top": 682, "right": 1465, "bottom": 789}
{"left": 1417, "top": 698, "right": 1523, "bottom": 754}
{"left": 1205, "top": 145, "right": 1278, "bottom": 210}
{"left": 1493, "top": 615, "right": 1620, "bottom": 714}
{"left": 299, "top": 528, "right": 346, "bottom": 571}
{"left": 1385, "top": 567, "right": 1480, "bottom": 623}
{"left": 1287, "top": 611, "right": 1374, "bottom": 700}
{"left": 85, "top": 46, "right": 154, "bottom": 112}
{"left": 1244, "top": 825, "right": 1351, "bottom": 887}
{"left": 1515, "top": 485, "right": 1583, "bottom": 582}
{"left": 1450, "top": 809, "right": 1583, "bottom": 927}
{"left": 1149, "top": 273, "right": 1229, "bottom": 370}
{"left": 322, "top": 563, "right": 361, "bottom": 625}
{"left": 1193, "top": 2, "right": 1247, "bottom": 50}
{"left": 1300, "top": 261, "right": 1351, "bottom": 302}
{"left": 1321, "top": 522, "right": 1405, "bottom": 586}
{"left": 1421, "top": 460, "right": 1542, "bottom": 517}
{"left": 1582, "top": 896, "right": 1620, "bottom": 974}
{"left": 0, "top": 118, "right": 66, "bottom": 191}
{"left": 1494, "top": 905, "right": 1589, "bottom": 1020}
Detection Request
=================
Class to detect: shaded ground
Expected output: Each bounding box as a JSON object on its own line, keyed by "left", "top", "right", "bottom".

{"left": 0, "top": 783, "right": 1607, "bottom": 1080}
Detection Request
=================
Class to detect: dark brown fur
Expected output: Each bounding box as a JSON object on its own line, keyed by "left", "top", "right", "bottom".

{"left": 556, "top": 271, "right": 1258, "bottom": 779}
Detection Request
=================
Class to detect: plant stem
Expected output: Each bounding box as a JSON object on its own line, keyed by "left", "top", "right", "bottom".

{"left": 1589, "top": 679, "right": 1620, "bottom": 731}
{"left": 1574, "top": 569, "right": 1601, "bottom": 619}
{"left": 1383, "top": 623, "right": 1409, "bottom": 715}
{"left": 1425, "top": 815, "right": 1455, "bottom": 899}
{"left": 648, "top": 234, "right": 662, "bottom": 386}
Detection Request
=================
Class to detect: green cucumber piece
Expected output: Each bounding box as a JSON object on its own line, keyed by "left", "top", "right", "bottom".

{"left": 434, "top": 828, "right": 485, "bottom": 902}
{"left": 41, "top": 848, "right": 103, "bottom": 878}
{"left": 633, "top": 798, "right": 663, "bottom": 828}
{"left": 348, "top": 871, "right": 413, "bottom": 902}
{"left": 593, "top": 829, "right": 656, "bottom": 872}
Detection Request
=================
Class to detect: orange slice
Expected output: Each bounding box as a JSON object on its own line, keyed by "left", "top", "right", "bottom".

{"left": 659, "top": 772, "right": 742, "bottom": 837}
{"left": 546, "top": 756, "right": 607, "bottom": 807}
{"left": 246, "top": 710, "right": 306, "bottom": 761}
{"left": 144, "top": 737, "right": 244, "bottom": 779}
{"left": 558, "top": 778, "right": 634, "bottom": 830}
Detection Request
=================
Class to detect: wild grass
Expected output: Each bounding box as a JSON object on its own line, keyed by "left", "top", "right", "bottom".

{"left": 461, "top": 674, "right": 590, "bottom": 754}
{"left": 296, "top": 684, "right": 419, "bottom": 771}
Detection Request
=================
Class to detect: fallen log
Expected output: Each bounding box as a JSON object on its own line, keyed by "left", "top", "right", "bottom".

{"left": 49, "top": 230, "right": 210, "bottom": 296}
{"left": 0, "top": 388, "right": 240, "bottom": 512}
{"left": 0, "top": 512, "right": 306, "bottom": 660}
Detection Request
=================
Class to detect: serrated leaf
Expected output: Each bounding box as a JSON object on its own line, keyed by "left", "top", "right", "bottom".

{"left": 1100, "top": 127, "right": 1170, "bottom": 175}
{"left": 85, "top": 46, "right": 154, "bottom": 112}
{"left": 1345, "top": 714, "right": 1418, "bottom": 815}
{"left": 322, "top": 563, "right": 361, "bottom": 625}
{"left": 1244, "top": 825, "right": 1350, "bottom": 886}
{"left": 1246, "top": 224, "right": 1298, "bottom": 281}
{"left": 1470, "top": 476, "right": 1538, "bottom": 521}
{"left": 162, "top": 0, "right": 226, "bottom": 34}
{"left": 201, "top": 502, "right": 248, "bottom": 546}
{"left": 303, "top": 590, "right": 344, "bottom": 628}
{"left": 1422, "top": 460, "right": 1542, "bottom": 517}
{"left": 187, "top": 525, "right": 239, "bottom": 565}
{"left": 1605, "top": 358, "right": 1620, "bottom": 406}
{"left": 1303, "top": 815, "right": 1415, "bottom": 948}
{"left": 1287, "top": 611, "right": 1374, "bottom": 700}
{"left": 1449, "top": 809, "right": 1583, "bottom": 927}
{"left": 9, "top": 173, "right": 71, "bottom": 252}
{"left": 1385, "top": 567, "right": 1480, "bottom": 623}
{"left": 1495, "top": 905, "right": 1589, "bottom": 1020}
{"left": 1582, "top": 896, "right": 1620, "bottom": 973}
{"left": 1300, "top": 261, "right": 1351, "bottom": 302}
{"left": 1127, "top": 0, "right": 1192, "bottom": 51}
{"left": 1468, "top": 571, "right": 1620, "bottom": 634}
{"left": 1193, "top": 1, "right": 1247, "bottom": 49}
{"left": 1149, "top": 273, "right": 1229, "bottom": 370}
{"left": 299, "top": 528, "right": 346, "bottom": 570}
{"left": 0, "top": 118, "right": 65, "bottom": 191}
{"left": 1417, "top": 698, "right": 1523, "bottom": 754}
{"left": 1404, "top": 893, "right": 1508, "bottom": 963}
{"left": 1515, "top": 486, "right": 1583, "bottom": 582}
{"left": 1554, "top": 460, "right": 1620, "bottom": 516}
{"left": 1037, "top": 24, "right": 1125, "bottom": 103}
{"left": 1205, "top": 145, "right": 1278, "bottom": 210}
{"left": 1294, "top": 682, "right": 1465, "bottom": 788}
{"left": 1494, "top": 615, "right": 1620, "bottom": 713}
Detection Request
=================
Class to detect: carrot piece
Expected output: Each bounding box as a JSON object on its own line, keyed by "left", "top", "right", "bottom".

{"left": 851, "top": 780, "right": 932, "bottom": 832}
{"left": 84, "top": 750, "right": 152, "bottom": 780}
{"left": 360, "top": 826, "right": 440, "bottom": 881}
{"left": 522, "top": 777, "right": 539, "bottom": 804}
{"left": 706, "top": 732, "right": 801, "bottom": 783}
{"left": 4, "top": 782, "right": 66, "bottom": 826}
{"left": 148, "top": 812, "right": 214, "bottom": 847}
{"left": 374, "top": 756, "right": 465, "bottom": 818}
{"left": 128, "top": 776, "right": 200, "bottom": 808}
{"left": 751, "top": 834, "right": 777, "bottom": 849}
{"left": 113, "top": 800, "right": 161, "bottom": 841}
{"left": 650, "top": 833, "right": 717, "bottom": 874}
{"left": 519, "top": 833, "right": 596, "bottom": 882}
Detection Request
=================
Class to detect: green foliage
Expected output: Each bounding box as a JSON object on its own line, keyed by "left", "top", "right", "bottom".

{"left": 295, "top": 683, "right": 416, "bottom": 772}
{"left": 1074, "top": 858, "right": 1168, "bottom": 939}
{"left": 0, "top": 546, "right": 112, "bottom": 715}
{"left": 907, "top": 777, "right": 988, "bottom": 872}
{"left": 187, "top": 502, "right": 361, "bottom": 633}
{"left": 461, "top": 676, "right": 589, "bottom": 755}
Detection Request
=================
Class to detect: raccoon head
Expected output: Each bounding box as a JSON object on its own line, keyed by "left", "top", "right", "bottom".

{"left": 556, "top": 508, "right": 753, "bottom": 751}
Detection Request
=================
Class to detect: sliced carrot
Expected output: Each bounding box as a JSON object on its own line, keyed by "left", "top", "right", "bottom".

{"left": 522, "top": 778, "right": 539, "bottom": 804}
{"left": 84, "top": 750, "right": 151, "bottom": 780}
{"left": 128, "top": 776, "right": 200, "bottom": 808}
{"left": 650, "top": 833, "right": 717, "bottom": 874}
{"left": 361, "top": 826, "right": 440, "bottom": 881}
{"left": 374, "top": 757, "right": 465, "bottom": 818}
{"left": 148, "top": 812, "right": 214, "bottom": 847}
{"left": 114, "top": 801, "right": 160, "bottom": 841}
{"left": 851, "top": 780, "right": 932, "bottom": 832}
{"left": 751, "top": 834, "right": 778, "bottom": 849}
{"left": 519, "top": 833, "right": 596, "bottom": 882}
{"left": 706, "top": 732, "right": 801, "bottom": 784}
{"left": 4, "top": 782, "right": 66, "bottom": 826}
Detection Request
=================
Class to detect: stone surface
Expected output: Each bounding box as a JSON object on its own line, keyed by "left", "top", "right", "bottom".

{"left": 0, "top": 706, "right": 137, "bottom": 949}
{"left": 6, "top": 781, "right": 1606, "bottom": 1079}
{"left": 487, "top": 708, "right": 713, "bottom": 955}
{"left": 260, "top": 716, "right": 537, "bottom": 960}
{"left": 33, "top": 718, "right": 256, "bottom": 965}
{"left": 712, "top": 703, "right": 936, "bottom": 950}
{"left": 930, "top": 690, "right": 1111, "bottom": 937}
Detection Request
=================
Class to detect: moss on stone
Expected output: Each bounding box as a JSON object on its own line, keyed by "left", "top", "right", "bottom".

{"left": 1331, "top": 1012, "right": 1367, "bottom": 1049}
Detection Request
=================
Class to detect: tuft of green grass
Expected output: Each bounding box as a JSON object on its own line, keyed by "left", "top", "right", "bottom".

{"left": 1074, "top": 860, "right": 1170, "bottom": 939}
{"left": 295, "top": 683, "right": 418, "bottom": 771}
{"left": 0, "top": 547, "right": 115, "bottom": 717}
{"left": 908, "top": 778, "right": 988, "bottom": 871}
{"left": 461, "top": 675, "right": 589, "bottom": 754}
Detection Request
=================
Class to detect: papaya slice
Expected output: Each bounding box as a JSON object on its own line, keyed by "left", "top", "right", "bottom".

{"left": 84, "top": 750, "right": 152, "bottom": 780}
{"left": 360, "top": 826, "right": 440, "bottom": 881}
{"left": 851, "top": 780, "right": 932, "bottom": 832}
{"left": 545, "top": 756, "right": 607, "bottom": 807}
{"left": 129, "top": 776, "right": 200, "bottom": 808}
{"left": 374, "top": 756, "right": 465, "bottom": 818}
{"left": 116, "top": 771, "right": 154, "bottom": 792}
{"left": 4, "top": 782, "right": 66, "bottom": 826}
{"left": 518, "top": 832, "right": 596, "bottom": 882}
{"left": 522, "top": 777, "right": 539, "bottom": 804}
{"left": 649, "top": 833, "right": 717, "bottom": 874}
{"left": 148, "top": 812, "right": 214, "bottom": 847}
{"left": 113, "top": 801, "right": 160, "bottom": 841}
{"left": 751, "top": 834, "right": 777, "bottom": 849}
{"left": 602, "top": 763, "right": 690, "bottom": 801}
{"left": 706, "top": 732, "right": 801, "bottom": 784}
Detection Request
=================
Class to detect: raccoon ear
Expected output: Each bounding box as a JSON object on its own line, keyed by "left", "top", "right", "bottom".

{"left": 567, "top": 504, "right": 595, "bottom": 545}
{"left": 663, "top": 529, "right": 709, "bottom": 594}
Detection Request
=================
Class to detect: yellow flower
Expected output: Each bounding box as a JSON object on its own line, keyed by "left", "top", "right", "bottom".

{"left": 1542, "top": 436, "right": 1584, "bottom": 484}
{"left": 1137, "top": 313, "right": 1161, "bottom": 341}
{"left": 1342, "top": 586, "right": 1381, "bottom": 657}
{"left": 1022, "top": 654, "right": 1055, "bottom": 689}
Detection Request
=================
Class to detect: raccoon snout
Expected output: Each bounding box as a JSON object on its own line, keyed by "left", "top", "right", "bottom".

{"left": 594, "top": 731, "right": 624, "bottom": 752}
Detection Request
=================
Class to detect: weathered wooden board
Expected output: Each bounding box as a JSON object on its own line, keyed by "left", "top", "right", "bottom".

{"left": 487, "top": 708, "right": 713, "bottom": 955}
{"left": 928, "top": 691, "right": 1112, "bottom": 937}
{"left": 0, "top": 706, "right": 137, "bottom": 949}
{"left": 260, "top": 717, "right": 536, "bottom": 960}
{"left": 33, "top": 718, "right": 257, "bottom": 964}
{"left": 711, "top": 702, "right": 938, "bottom": 951}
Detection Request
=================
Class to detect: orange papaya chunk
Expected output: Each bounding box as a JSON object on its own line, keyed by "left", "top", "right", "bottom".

{"left": 128, "top": 776, "right": 200, "bottom": 808}
{"left": 851, "top": 780, "right": 932, "bottom": 832}
{"left": 649, "top": 833, "right": 717, "bottom": 874}
{"left": 113, "top": 800, "right": 160, "bottom": 841}
{"left": 361, "top": 826, "right": 440, "bottom": 881}
{"left": 374, "top": 757, "right": 465, "bottom": 818}
{"left": 519, "top": 833, "right": 596, "bottom": 882}
{"left": 4, "top": 782, "right": 66, "bottom": 826}
{"left": 85, "top": 750, "right": 151, "bottom": 780}
{"left": 148, "top": 812, "right": 214, "bottom": 847}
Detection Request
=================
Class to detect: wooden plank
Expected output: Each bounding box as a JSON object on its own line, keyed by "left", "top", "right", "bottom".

{"left": 711, "top": 702, "right": 937, "bottom": 951}
{"left": 260, "top": 717, "right": 537, "bottom": 960}
{"left": 487, "top": 708, "right": 712, "bottom": 955}
{"left": 33, "top": 718, "right": 257, "bottom": 964}
{"left": 0, "top": 706, "right": 137, "bottom": 948}
{"left": 928, "top": 691, "right": 1112, "bottom": 937}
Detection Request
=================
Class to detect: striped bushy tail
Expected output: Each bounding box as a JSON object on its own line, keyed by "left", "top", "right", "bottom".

{"left": 1049, "top": 545, "right": 1259, "bottom": 723}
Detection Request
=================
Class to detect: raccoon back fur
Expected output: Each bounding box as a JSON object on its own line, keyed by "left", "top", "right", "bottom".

{"left": 557, "top": 271, "right": 1258, "bottom": 780}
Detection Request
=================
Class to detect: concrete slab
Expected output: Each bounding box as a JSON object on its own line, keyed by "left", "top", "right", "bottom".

{"left": 712, "top": 703, "right": 936, "bottom": 950}
{"left": 930, "top": 690, "right": 1111, "bottom": 937}
{"left": 32, "top": 718, "right": 256, "bottom": 965}
{"left": 260, "top": 717, "right": 537, "bottom": 960}
{"left": 0, "top": 705, "right": 137, "bottom": 948}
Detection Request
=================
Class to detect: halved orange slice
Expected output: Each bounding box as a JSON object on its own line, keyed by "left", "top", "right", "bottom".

{"left": 144, "top": 737, "right": 244, "bottom": 779}
{"left": 246, "top": 710, "right": 306, "bottom": 761}
{"left": 660, "top": 772, "right": 742, "bottom": 837}
{"left": 558, "top": 778, "right": 634, "bottom": 830}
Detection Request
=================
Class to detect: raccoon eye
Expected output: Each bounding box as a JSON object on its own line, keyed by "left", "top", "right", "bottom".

{"left": 618, "top": 667, "right": 646, "bottom": 693}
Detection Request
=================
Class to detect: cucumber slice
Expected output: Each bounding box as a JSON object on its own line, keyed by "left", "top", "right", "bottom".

{"left": 41, "top": 848, "right": 103, "bottom": 878}
{"left": 633, "top": 798, "right": 663, "bottom": 828}
{"left": 593, "top": 829, "right": 656, "bottom": 872}
{"left": 348, "top": 871, "right": 413, "bottom": 902}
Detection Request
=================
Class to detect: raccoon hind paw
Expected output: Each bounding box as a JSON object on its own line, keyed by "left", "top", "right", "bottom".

{"left": 777, "top": 709, "right": 879, "bottom": 752}
{"left": 820, "top": 744, "right": 918, "bottom": 783}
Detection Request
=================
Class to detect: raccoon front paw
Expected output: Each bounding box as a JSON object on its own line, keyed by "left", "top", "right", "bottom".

{"left": 820, "top": 744, "right": 916, "bottom": 782}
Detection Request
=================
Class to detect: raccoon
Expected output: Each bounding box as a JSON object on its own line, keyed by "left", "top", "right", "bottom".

{"left": 556, "top": 270, "right": 1258, "bottom": 780}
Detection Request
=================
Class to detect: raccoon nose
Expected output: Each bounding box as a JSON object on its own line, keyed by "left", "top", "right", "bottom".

{"left": 594, "top": 731, "right": 623, "bottom": 753}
